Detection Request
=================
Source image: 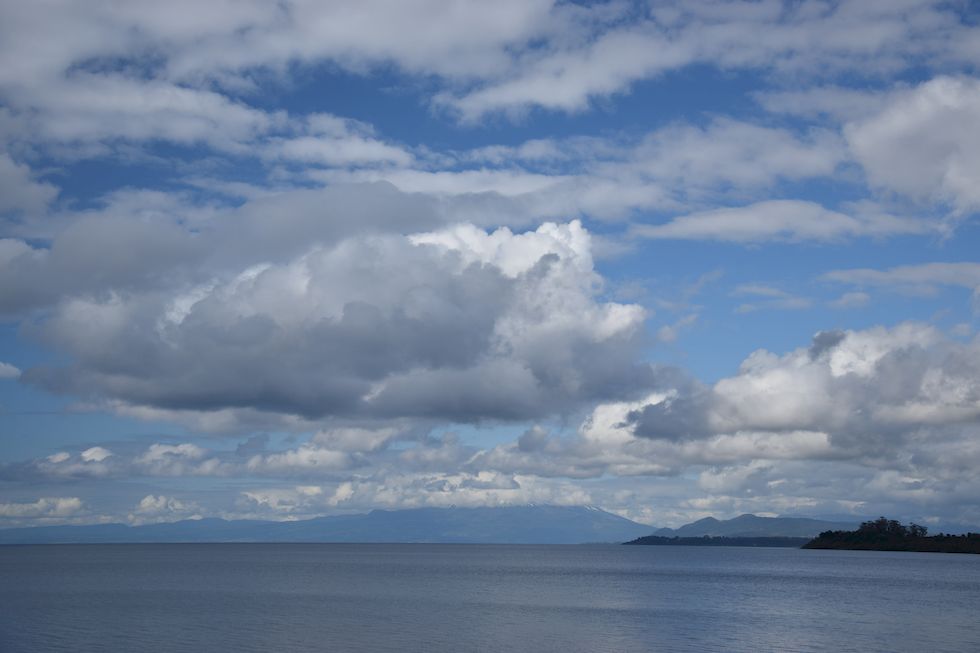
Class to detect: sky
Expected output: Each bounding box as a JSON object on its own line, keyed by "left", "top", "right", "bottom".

{"left": 1, "top": 0, "right": 980, "bottom": 530}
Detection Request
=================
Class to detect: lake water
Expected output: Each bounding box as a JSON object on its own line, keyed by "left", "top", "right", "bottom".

{"left": 1, "top": 544, "right": 978, "bottom": 652}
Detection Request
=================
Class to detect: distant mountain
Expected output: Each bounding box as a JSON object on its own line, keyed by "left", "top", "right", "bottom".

{"left": 0, "top": 505, "right": 654, "bottom": 545}
{"left": 653, "top": 514, "right": 860, "bottom": 538}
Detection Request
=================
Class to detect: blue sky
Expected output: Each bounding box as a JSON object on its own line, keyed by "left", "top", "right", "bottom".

{"left": 1, "top": 0, "right": 980, "bottom": 529}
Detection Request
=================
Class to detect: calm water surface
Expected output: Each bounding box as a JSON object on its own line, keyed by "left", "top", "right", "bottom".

{"left": 1, "top": 543, "right": 978, "bottom": 652}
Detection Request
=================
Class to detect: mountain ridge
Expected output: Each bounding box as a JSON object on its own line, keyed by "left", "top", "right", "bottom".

{"left": 653, "top": 513, "right": 861, "bottom": 538}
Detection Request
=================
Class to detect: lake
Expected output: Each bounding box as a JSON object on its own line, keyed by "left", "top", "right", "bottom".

{"left": 1, "top": 544, "right": 978, "bottom": 652}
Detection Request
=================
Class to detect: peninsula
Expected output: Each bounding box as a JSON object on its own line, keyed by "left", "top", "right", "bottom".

{"left": 803, "top": 517, "right": 980, "bottom": 554}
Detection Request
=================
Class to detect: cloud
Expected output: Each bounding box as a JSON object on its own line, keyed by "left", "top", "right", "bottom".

{"left": 465, "top": 322, "right": 980, "bottom": 517}
{"left": 757, "top": 85, "right": 898, "bottom": 123}
{"left": 0, "top": 154, "right": 58, "bottom": 217}
{"left": 128, "top": 494, "right": 202, "bottom": 525}
{"left": 626, "top": 323, "right": 980, "bottom": 452}
{"left": 732, "top": 283, "right": 811, "bottom": 313}
{"left": 624, "top": 120, "right": 846, "bottom": 194}
{"left": 633, "top": 200, "right": 931, "bottom": 243}
{"left": 2, "top": 2, "right": 980, "bottom": 531}
{"left": 311, "top": 426, "right": 401, "bottom": 453}
{"left": 656, "top": 314, "right": 699, "bottom": 344}
{"left": 829, "top": 291, "right": 870, "bottom": 309}
{"left": 71, "top": 314, "right": 963, "bottom": 499}
{"left": 238, "top": 471, "right": 594, "bottom": 518}
{"left": 264, "top": 114, "right": 413, "bottom": 168}
{"left": 15, "top": 439, "right": 296, "bottom": 483}
{"left": 34, "top": 448, "right": 117, "bottom": 478}
{"left": 22, "top": 221, "right": 653, "bottom": 424}
{"left": 468, "top": 399, "right": 838, "bottom": 483}
{"left": 321, "top": 167, "right": 570, "bottom": 201}
{"left": 324, "top": 118, "right": 851, "bottom": 226}
{"left": 17, "top": 74, "right": 283, "bottom": 152}
{"left": 0, "top": 497, "right": 84, "bottom": 519}
{"left": 134, "top": 443, "right": 226, "bottom": 476}
{"left": 0, "top": 213, "right": 207, "bottom": 316}
{"left": 162, "top": 0, "right": 555, "bottom": 81}
{"left": 3, "top": 72, "right": 416, "bottom": 181}
{"left": 246, "top": 447, "right": 355, "bottom": 475}
{"left": 441, "top": 25, "right": 684, "bottom": 120}
{"left": 823, "top": 263, "right": 980, "bottom": 310}
{"left": 442, "top": 1, "right": 978, "bottom": 120}
{"left": 24, "top": 442, "right": 222, "bottom": 479}
{"left": 240, "top": 485, "right": 335, "bottom": 516}
{"left": 0, "top": 0, "right": 554, "bottom": 151}
{"left": 0, "top": 182, "right": 447, "bottom": 317}
{"left": 845, "top": 76, "right": 980, "bottom": 212}
{"left": 2, "top": 0, "right": 974, "bottom": 156}
{"left": 80, "top": 446, "right": 113, "bottom": 462}
{"left": 7, "top": 318, "right": 980, "bottom": 527}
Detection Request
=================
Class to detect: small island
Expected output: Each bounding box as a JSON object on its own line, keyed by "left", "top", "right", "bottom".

{"left": 803, "top": 517, "right": 980, "bottom": 554}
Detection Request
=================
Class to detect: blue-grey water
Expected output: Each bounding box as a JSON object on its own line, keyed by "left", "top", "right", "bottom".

{"left": 1, "top": 544, "right": 979, "bottom": 652}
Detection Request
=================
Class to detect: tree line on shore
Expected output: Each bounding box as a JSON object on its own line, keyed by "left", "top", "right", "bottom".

{"left": 803, "top": 517, "right": 980, "bottom": 554}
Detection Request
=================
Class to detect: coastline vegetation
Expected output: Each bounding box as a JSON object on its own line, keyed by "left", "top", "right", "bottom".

{"left": 803, "top": 517, "right": 980, "bottom": 554}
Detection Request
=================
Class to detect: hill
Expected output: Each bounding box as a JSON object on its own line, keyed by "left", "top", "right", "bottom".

{"left": 653, "top": 514, "right": 859, "bottom": 538}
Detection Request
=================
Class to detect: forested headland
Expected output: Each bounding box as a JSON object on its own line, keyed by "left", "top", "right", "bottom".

{"left": 803, "top": 517, "right": 980, "bottom": 554}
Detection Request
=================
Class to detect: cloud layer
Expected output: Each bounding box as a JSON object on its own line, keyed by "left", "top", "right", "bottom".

{"left": 22, "top": 220, "right": 651, "bottom": 425}
{"left": 1, "top": 1, "right": 979, "bottom": 530}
